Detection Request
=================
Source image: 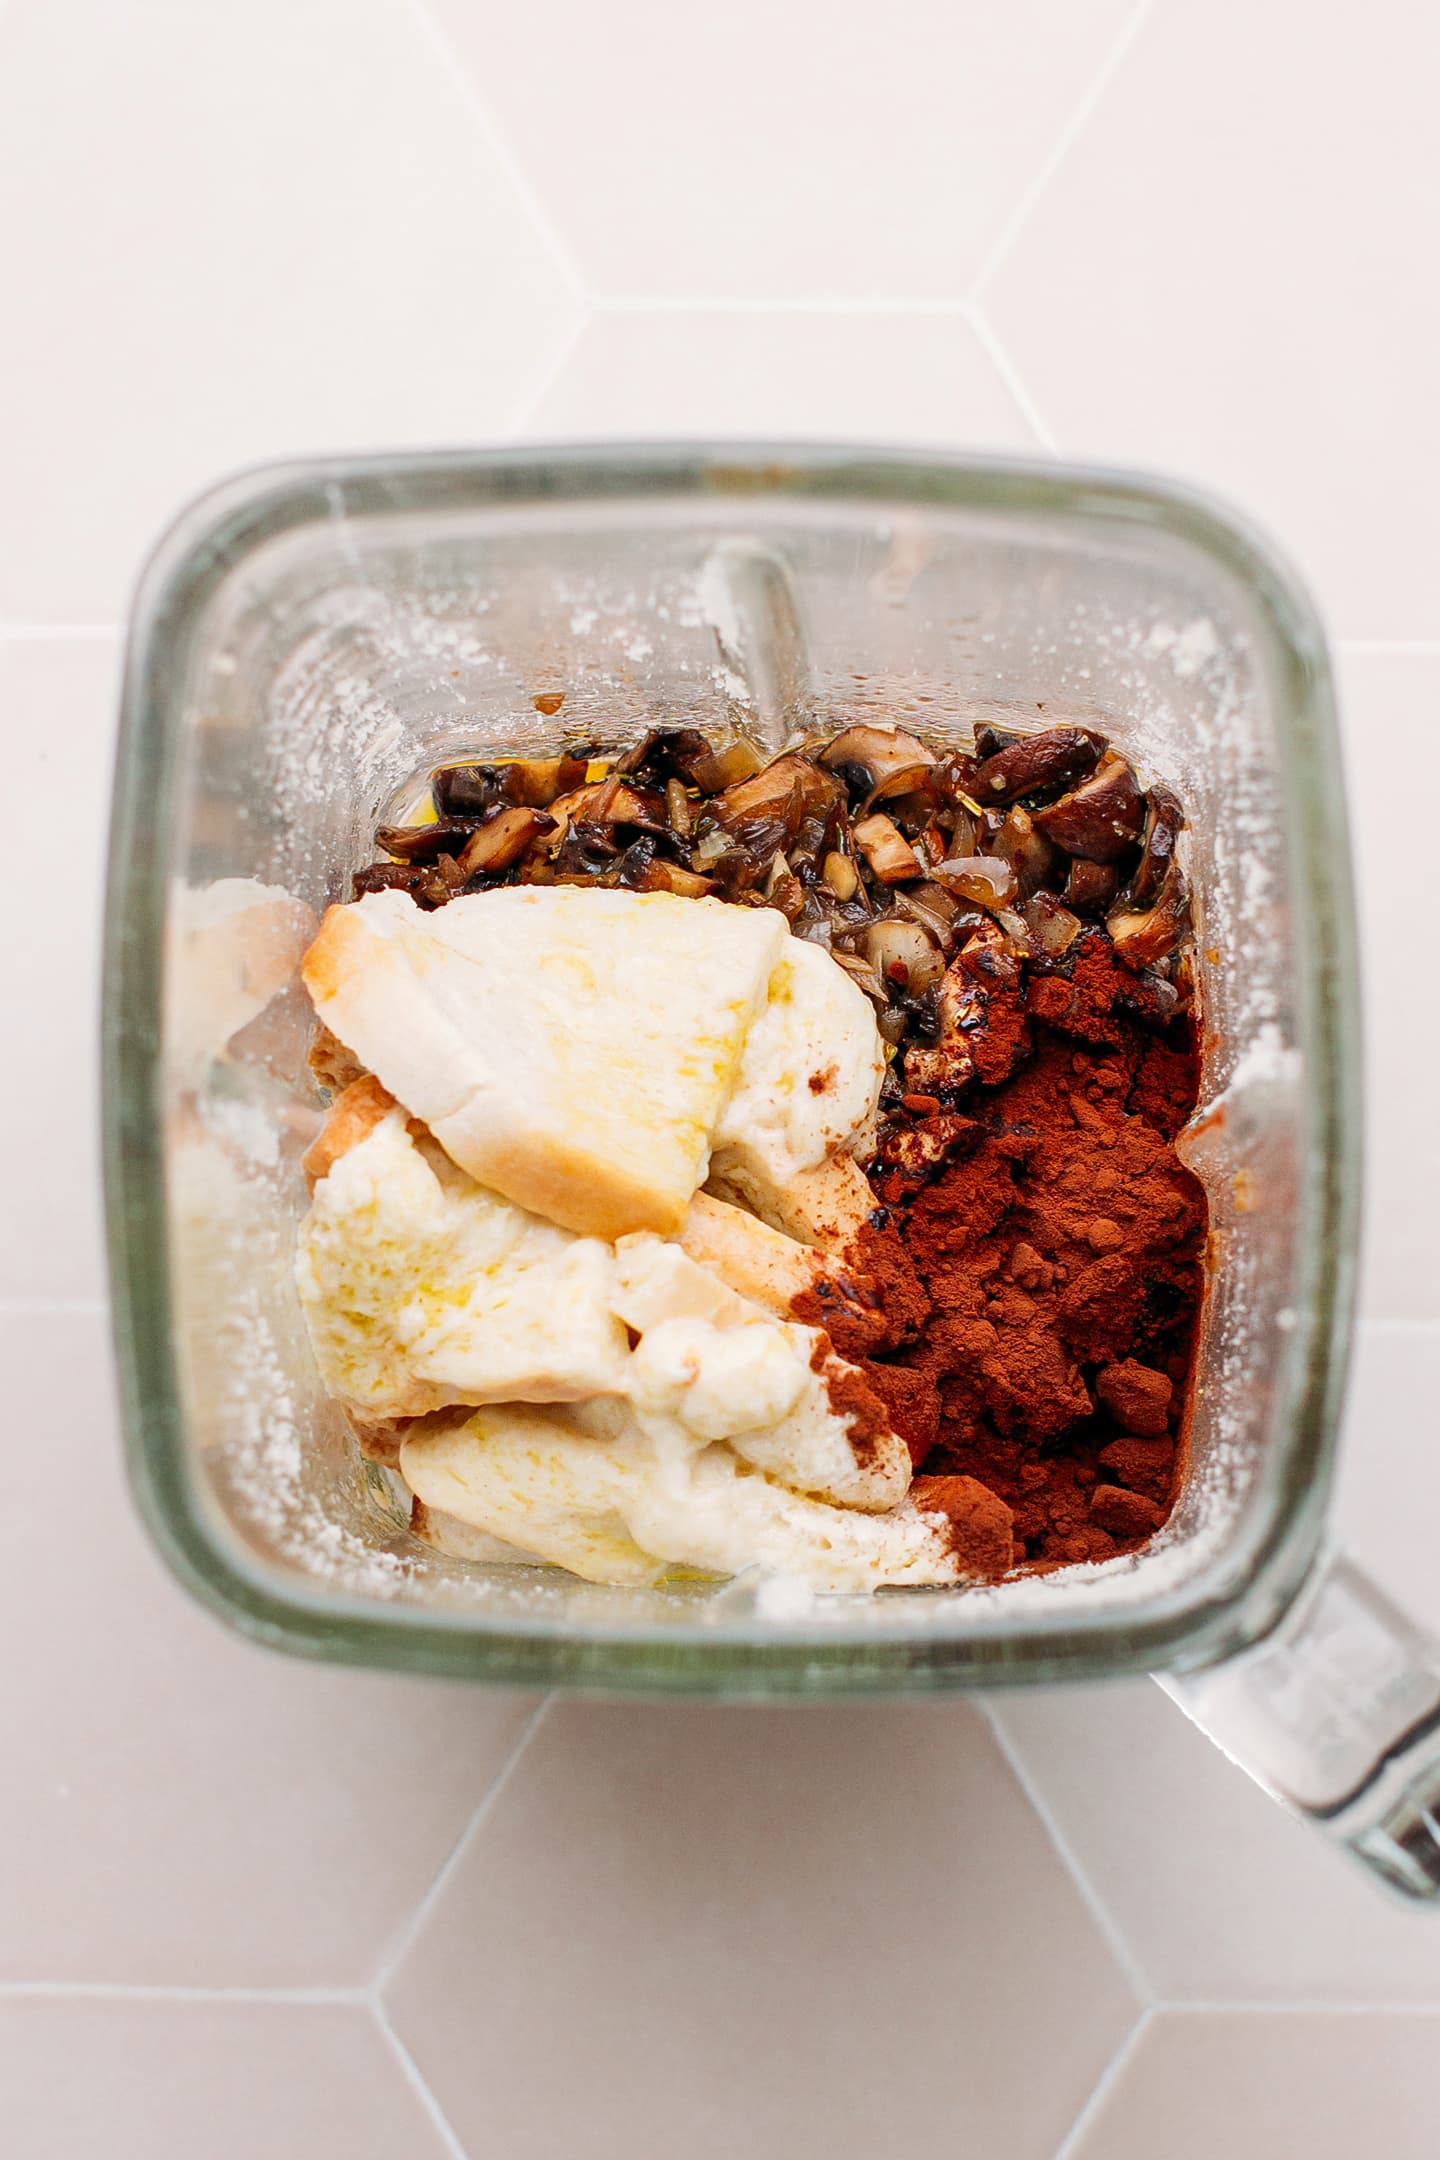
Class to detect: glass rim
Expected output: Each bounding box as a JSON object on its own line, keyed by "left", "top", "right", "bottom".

{"left": 103, "top": 440, "right": 1361, "bottom": 1693}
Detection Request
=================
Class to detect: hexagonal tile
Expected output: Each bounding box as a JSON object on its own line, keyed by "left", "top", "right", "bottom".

{"left": 0, "top": 1999, "right": 455, "bottom": 2159}
{"left": 429, "top": 0, "right": 1136, "bottom": 300}
{"left": 386, "top": 1697, "right": 1140, "bottom": 2160}
{"left": 1070, "top": 2012, "right": 1440, "bottom": 2160}
{"left": 1337, "top": 1321, "right": 1440, "bottom": 1635}
{"left": 0, "top": 1310, "right": 539, "bottom": 1984}
{"left": 989, "top": 1664, "right": 1440, "bottom": 2004}
{"left": 1338, "top": 652, "right": 1440, "bottom": 1321}
{"left": 0, "top": 0, "right": 581, "bottom": 625}
{"left": 522, "top": 307, "right": 1040, "bottom": 444}
{"left": 985, "top": 0, "right": 1440, "bottom": 639}
{"left": 0, "top": 635, "right": 116, "bottom": 1300}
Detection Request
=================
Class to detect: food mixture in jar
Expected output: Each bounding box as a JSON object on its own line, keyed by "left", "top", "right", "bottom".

{"left": 294, "top": 714, "right": 1205, "bottom": 1590}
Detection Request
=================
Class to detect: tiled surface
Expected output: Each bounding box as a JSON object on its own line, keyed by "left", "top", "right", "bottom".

{"left": 1, "top": 1310, "right": 538, "bottom": 1987}
{"left": 4, "top": 0, "right": 1439, "bottom": 2151}
{"left": 990, "top": 1329, "right": 1440, "bottom": 2008}
{"left": 387, "top": 1701, "right": 1139, "bottom": 2158}
{"left": 428, "top": 0, "right": 1138, "bottom": 300}
{"left": 0, "top": 1998, "right": 455, "bottom": 2160}
{"left": 1070, "top": 2013, "right": 1440, "bottom": 2159}
{"left": 0, "top": 0, "right": 579, "bottom": 625}
{"left": 2, "top": 637, "right": 117, "bottom": 1300}
{"left": 526, "top": 307, "right": 1039, "bottom": 444}
{"left": 1338, "top": 652, "right": 1440, "bottom": 1321}
{"left": 983, "top": 0, "right": 1440, "bottom": 644}
{"left": 989, "top": 1674, "right": 1440, "bottom": 2006}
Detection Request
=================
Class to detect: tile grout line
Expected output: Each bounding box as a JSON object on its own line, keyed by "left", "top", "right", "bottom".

{"left": 372, "top": 2000, "right": 472, "bottom": 2160}
{"left": 1052, "top": 2008, "right": 1152, "bottom": 2160}
{"left": 965, "top": 302, "right": 1059, "bottom": 452}
{"left": 502, "top": 307, "right": 593, "bottom": 439}
{"left": 969, "top": 0, "right": 1157, "bottom": 301}
{"left": 369, "top": 1694, "right": 553, "bottom": 1998}
{"left": 361, "top": 1700, "right": 556, "bottom": 2160}
{"left": 589, "top": 294, "right": 975, "bottom": 314}
{"left": 982, "top": 1702, "right": 1156, "bottom": 2007}
{"left": 401, "top": 0, "right": 589, "bottom": 308}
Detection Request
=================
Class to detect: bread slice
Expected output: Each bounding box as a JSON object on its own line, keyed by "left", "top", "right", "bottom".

{"left": 295, "top": 1105, "right": 632, "bottom": 1416}
{"left": 676, "top": 1190, "right": 880, "bottom": 1344}
{"left": 711, "top": 934, "right": 883, "bottom": 1196}
{"left": 301, "top": 1074, "right": 397, "bottom": 1188}
{"left": 301, "top": 886, "right": 789, "bottom": 1239}
{"left": 706, "top": 1148, "right": 878, "bottom": 1253}
{"left": 400, "top": 1403, "right": 956, "bottom": 1591}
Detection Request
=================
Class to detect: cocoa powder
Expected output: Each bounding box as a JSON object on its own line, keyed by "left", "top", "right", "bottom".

{"left": 796, "top": 931, "right": 1206, "bottom": 1580}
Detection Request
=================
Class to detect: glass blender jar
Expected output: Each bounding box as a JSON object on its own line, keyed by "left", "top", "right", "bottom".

{"left": 104, "top": 442, "right": 1440, "bottom": 1900}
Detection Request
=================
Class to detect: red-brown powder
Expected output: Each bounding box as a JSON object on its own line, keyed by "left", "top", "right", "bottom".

{"left": 795, "top": 931, "right": 1206, "bottom": 1580}
{"left": 811, "top": 1332, "right": 891, "bottom": 1467}
{"left": 910, "top": 1474, "right": 1017, "bottom": 1577}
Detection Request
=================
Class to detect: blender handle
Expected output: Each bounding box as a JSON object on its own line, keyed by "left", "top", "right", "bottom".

{"left": 1159, "top": 1552, "right": 1440, "bottom": 1901}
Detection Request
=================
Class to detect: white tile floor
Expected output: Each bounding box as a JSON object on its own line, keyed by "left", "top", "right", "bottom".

{"left": 3, "top": 0, "right": 1438, "bottom": 2152}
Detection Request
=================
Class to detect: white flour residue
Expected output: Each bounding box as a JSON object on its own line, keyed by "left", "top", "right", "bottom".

{"left": 1226, "top": 1020, "right": 1302, "bottom": 1095}
{"left": 1146, "top": 616, "right": 1222, "bottom": 678}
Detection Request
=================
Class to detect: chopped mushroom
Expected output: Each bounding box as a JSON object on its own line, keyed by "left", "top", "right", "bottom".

{"left": 864, "top": 917, "right": 945, "bottom": 994}
{"left": 713, "top": 753, "right": 837, "bottom": 834}
{"left": 1064, "top": 858, "right": 1119, "bottom": 915}
{"left": 901, "top": 955, "right": 986, "bottom": 1092}
{"left": 853, "top": 812, "right": 922, "bottom": 883}
{"left": 432, "top": 764, "right": 504, "bottom": 819}
{"left": 653, "top": 729, "right": 723, "bottom": 784}
{"left": 1021, "top": 891, "right": 1083, "bottom": 958}
{"left": 551, "top": 820, "right": 623, "bottom": 880}
{"left": 686, "top": 739, "right": 765, "bottom": 793}
{"left": 352, "top": 861, "right": 432, "bottom": 900}
{"left": 497, "top": 755, "right": 589, "bottom": 807}
{"left": 875, "top": 1111, "right": 976, "bottom": 1180}
{"left": 613, "top": 729, "right": 666, "bottom": 776}
{"left": 933, "top": 751, "right": 984, "bottom": 815}
{"left": 375, "top": 818, "right": 485, "bottom": 865}
{"left": 353, "top": 854, "right": 467, "bottom": 908}
{"left": 820, "top": 725, "right": 936, "bottom": 804}
{"left": 822, "top": 848, "right": 859, "bottom": 901}
{"left": 872, "top": 789, "right": 938, "bottom": 840}
{"left": 1108, "top": 859, "right": 1189, "bottom": 968}
{"left": 988, "top": 805, "right": 1059, "bottom": 896}
{"left": 431, "top": 755, "right": 588, "bottom": 817}
{"left": 457, "top": 806, "right": 556, "bottom": 878}
{"left": 971, "top": 726, "right": 1104, "bottom": 805}
{"left": 1131, "top": 783, "right": 1184, "bottom": 904}
{"left": 1032, "top": 751, "right": 1145, "bottom": 861}
{"left": 893, "top": 882, "right": 961, "bottom": 948}
{"left": 547, "top": 778, "right": 668, "bottom": 835}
